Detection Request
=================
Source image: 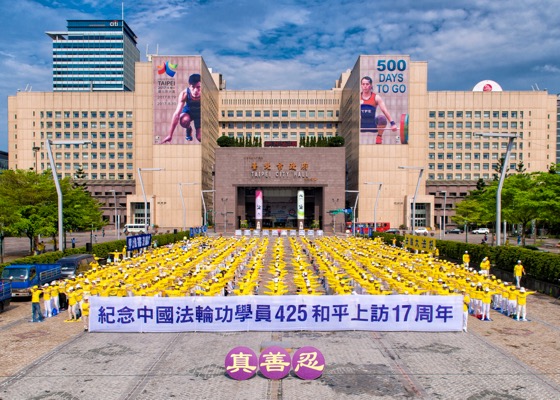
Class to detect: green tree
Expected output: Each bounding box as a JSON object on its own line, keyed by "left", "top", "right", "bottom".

{"left": 0, "top": 169, "right": 104, "bottom": 253}
{"left": 452, "top": 198, "right": 484, "bottom": 243}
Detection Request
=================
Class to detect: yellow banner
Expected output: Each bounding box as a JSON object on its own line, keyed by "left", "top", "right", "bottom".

{"left": 404, "top": 234, "right": 437, "bottom": 252}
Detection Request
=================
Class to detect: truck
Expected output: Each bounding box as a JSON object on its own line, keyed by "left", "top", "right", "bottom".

{"left": 0, "top": 281, "right": 11, "bottom": 312}
{"left": 0, "top": 264, "right": 62, "bottom": 298}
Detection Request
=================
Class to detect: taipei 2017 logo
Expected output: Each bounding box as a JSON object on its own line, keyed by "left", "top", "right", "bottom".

{"left": 157, "top": 61, "right": 177, "bottom": 77}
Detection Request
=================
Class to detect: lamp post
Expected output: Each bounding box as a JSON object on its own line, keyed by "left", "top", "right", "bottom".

{"left": 475, "top": 133, "right": 517, "bottom": 245}
{"left": 331, "top": 198, "right": 339, "bottom": 233}
{"left": 345, "top": 190, "right": 359, "bottom": 236}
{"left": 221, "top": 197, "right": 228, "bottom": 233}
{"left": 398, "top": 166, "right": 425, "bottom": 233}
{"left": 440, "top": 190, "right": 447, "bottom": 239}
{"left": 109, "top": 189, "right": 119, "bottom": 240}
{"left": 365, "top": 182, "right": 382, "bottom": 233}
{"left": 178, "top": 182, "right": 200, "bottom": 231}
{"left": 45, "top": 139, "right": 91, "bottom": 251}
{"left": 137, "top": 167, "right": 164, "bottom": 232}
{"left": 201, "top": 190, "right": 216, "bottom": 228}
{"left": 32, "top": 146, "right": 40, "bottom": 173}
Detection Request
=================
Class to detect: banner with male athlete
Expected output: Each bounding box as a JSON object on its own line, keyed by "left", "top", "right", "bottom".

{"left": 360, "top": 55, "right": 410, "bottom": 145}
{"left": 153, "top": 56, "right": 202, "bottom": 145}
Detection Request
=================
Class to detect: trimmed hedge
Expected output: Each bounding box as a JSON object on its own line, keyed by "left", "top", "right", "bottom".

{"left": 375, "top": 232, "right": 560, "bottom": 284}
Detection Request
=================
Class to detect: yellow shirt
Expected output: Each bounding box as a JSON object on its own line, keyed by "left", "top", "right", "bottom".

{"left": 517, "top": 291, "right": 535, "bottom": 306}
{"left": 81, "top": 301, "right": 90, "bottom": 317}
{"left": 31, "top": 288, "right": 42, "bottom": 303}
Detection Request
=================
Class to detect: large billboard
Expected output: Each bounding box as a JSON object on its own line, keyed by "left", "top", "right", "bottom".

{"left": 153, "top": 56, "right": 202, "bottom": 145}
{"left": 360, "top": 56, "right": 410, "bottom": 145}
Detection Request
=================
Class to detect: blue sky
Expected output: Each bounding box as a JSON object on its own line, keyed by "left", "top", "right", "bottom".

{"left": 1, "top": 0, "right": 559, "bottom": 151}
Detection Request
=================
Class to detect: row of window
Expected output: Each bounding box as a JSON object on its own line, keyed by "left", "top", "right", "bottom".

{"left": 54, "top": 172, "right": 134, "bottom": 180}
{"left": 428, "top": 153, "right": 520, "bottom": 160}
{"left": 48, "top": 152, "right": 134, "bottom": 160}
{"left": 43, "top": 132, "right": 133, "bottom": 140}
{"left": 53, "top": 77, "right": 124, "bottom": 82}
{"left": 222, "top": 122, "right": 337, "bottom": 129}
{"left": 429, "top": 121, "right": 522, "bottom": 129}
{"left": 429, "top": 110, "right": 523, "bottom": 119}
{"left": 222, "top": 109, "right": 338, "bottom": 118}
{"left": 222, "top": 98, "right": 340, "bottom": 106}
{"left": 429, "top": 163, "right": 517, "bottom": 171}
{"left": 42, "top": 121, "right": 132, "bottom": 129}
{"left": 226, "top": 133, "right": 334, "bottom": 140}
{"left": 428, "top": 132, "right": 525, "bottom": 140}
{"left": 428, "top": 173, "right": 498, "bottom": 180}
{"left": 41, "top": 111, "right": 133, "bottom": 119}
{"left": 428, "top": 142, "right": 523, "bottom": 150}
{"left": 51, "top": 163, "right": 133, "bottom": 170}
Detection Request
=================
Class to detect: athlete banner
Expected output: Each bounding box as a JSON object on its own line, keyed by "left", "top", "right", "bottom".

{"left": 89, "top": 294, "right": 462, "bottom": 333}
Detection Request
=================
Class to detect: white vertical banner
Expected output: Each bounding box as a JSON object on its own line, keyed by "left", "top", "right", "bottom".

{"left": 256, "top": 190, "right": 263, "bottom": 220}
{"left": 89, "top": 295, "right": 463, "bottom": 333}
{"left": 297, "top": 190, "right": 305, "bottom": 223}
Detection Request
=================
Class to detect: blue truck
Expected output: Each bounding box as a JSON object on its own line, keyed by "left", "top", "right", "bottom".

{"left": 0, "top": 281, "right": 11, "bottom": 312}
{"left": 0, "top": 264, "right": 62, "bottom": 298}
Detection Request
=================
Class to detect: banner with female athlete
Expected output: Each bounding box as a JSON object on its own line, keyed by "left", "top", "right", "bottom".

{"left": 153, "top": 56, "right": 202, "bottom": 145}
{"left": 360, "top": 56, "right": 410, "bottom": 145}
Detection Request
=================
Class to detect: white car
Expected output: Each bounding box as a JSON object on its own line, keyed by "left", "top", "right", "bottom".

{"left": 472, "top": 228, "right": 490, "bottom": 235}
{"left": 413, "top": 227, "right": 429, "bottom": 235}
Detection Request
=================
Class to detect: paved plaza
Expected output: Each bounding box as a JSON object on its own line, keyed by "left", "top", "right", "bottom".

{"left": 0, "top": 236, "right": 559, "bottom": 399}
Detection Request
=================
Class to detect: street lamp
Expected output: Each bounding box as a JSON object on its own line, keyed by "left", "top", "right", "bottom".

{"left": 475, "top": 133, "right": 517, "bottom": 245}
{"left": 45, "top": 139, "right": 91, "bottom": 251}
{"left": 331, "top": 198, "right": 339, "bottom": 233}
{"left": 109, "top": 189, "right": 119, "bottom": 240}
{"left": 398, "top": 166, "right": 425, "bottom": 233}
{"left": 137, "top": 168, "right": 165, "bottom": 232}
{"left": 201, "top": 190, "right": 216, "bottom": 228}
{"left": 440, "top": 190, "right": 447, "bottom": 239}
{"left": 345, "top": 190, "right": 359, "bottom": 236}
{"left": 364, "top": 182, "right": 382, "bottom": 233}
{"left": 221, "top": 197, "right": 228, "bottom": 233}
{"left": 178, "top": 182, "right": 200, "bottom": 231}
{"left": 32, "top": 146, "right": 40, "bottom": 173}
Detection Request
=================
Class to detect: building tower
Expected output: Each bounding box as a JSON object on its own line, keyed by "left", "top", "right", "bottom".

{"left": 46, "top": 20, "right": 140, "bottom": 92}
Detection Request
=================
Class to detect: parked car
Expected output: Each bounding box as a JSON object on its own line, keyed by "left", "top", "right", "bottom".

{"left": 413, "top": 227, "right": 429, "bottom": 235}
{"left": 445, "top": 228, "right": 463, "bottom": 234}
{"left": 56, "top": 254, "right": 95, "bottom": 278}
{"left": 385, "top": 228, "right": 401, "bottom": 234}
{"left": 472, "top": 228, "right": 490, "bottom": 234}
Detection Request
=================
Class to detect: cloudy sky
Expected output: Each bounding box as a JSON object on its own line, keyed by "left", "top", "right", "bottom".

{"left": 1, "top": 0, "right": 559, "bottom": 151}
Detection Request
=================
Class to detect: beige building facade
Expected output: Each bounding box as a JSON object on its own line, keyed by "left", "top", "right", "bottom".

{"left": 7, "top": 54, "right": 557, "bottom": 233}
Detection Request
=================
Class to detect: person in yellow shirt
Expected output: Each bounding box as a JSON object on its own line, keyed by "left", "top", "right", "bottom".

{"left": 479, "top": 257, "right": 490, "bottom": 276}
{"left": 30, "top": 286, "right": 44, "bottom": 322}
{"left": 66, "top": 287, "right": 77, "bottom": 321}
{"left": 516, "top": 287, "right": 536, "bottom": 321}
{"left": 82, "top": 297, "right": 90, "bottom": 331}
{"left": 50, "top": 282, "right": 60, "bottom": 314}
{"left": 480, "top": 287, "right": 494, "bottom": 321}
{"left": 42, "top": 283, "right": 52, "bottom": 318}
{"left": 462, "top": 251, "right": 470, "bottom": 268}
{"left": 514, "top": 260, "right": 525, "bottom": 288}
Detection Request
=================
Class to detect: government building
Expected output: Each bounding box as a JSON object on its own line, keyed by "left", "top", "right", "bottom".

{"left": 7, "top": 20, "right": 558, "bottom": 234}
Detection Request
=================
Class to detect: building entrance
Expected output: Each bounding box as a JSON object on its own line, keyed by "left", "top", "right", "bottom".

{"left": 238, "top": 187, "right": 323, "bottom": 230}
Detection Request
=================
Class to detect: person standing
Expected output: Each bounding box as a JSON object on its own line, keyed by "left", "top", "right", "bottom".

{"left": 42, "top": 283, "right": 52, "bottom": 318}
{"left": 516, "top": 287, "right": 535, "bottom": 321}
{"left": 462, "top": 251, "right": 470, "bottom": 268}
{"left": 71, "top": 237, "right": 76, "bottom": 248}
{"left": 30, "top": 285, "right": 44, "bottom": 322}
{"left": 82, "top": 296, "right": 90, "bottom": 331}
{"left": 479, "top": 257, "right": 490, "bottom": 276}
{"left": 514, "top": 260, "right": 525, "bottom": 288}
